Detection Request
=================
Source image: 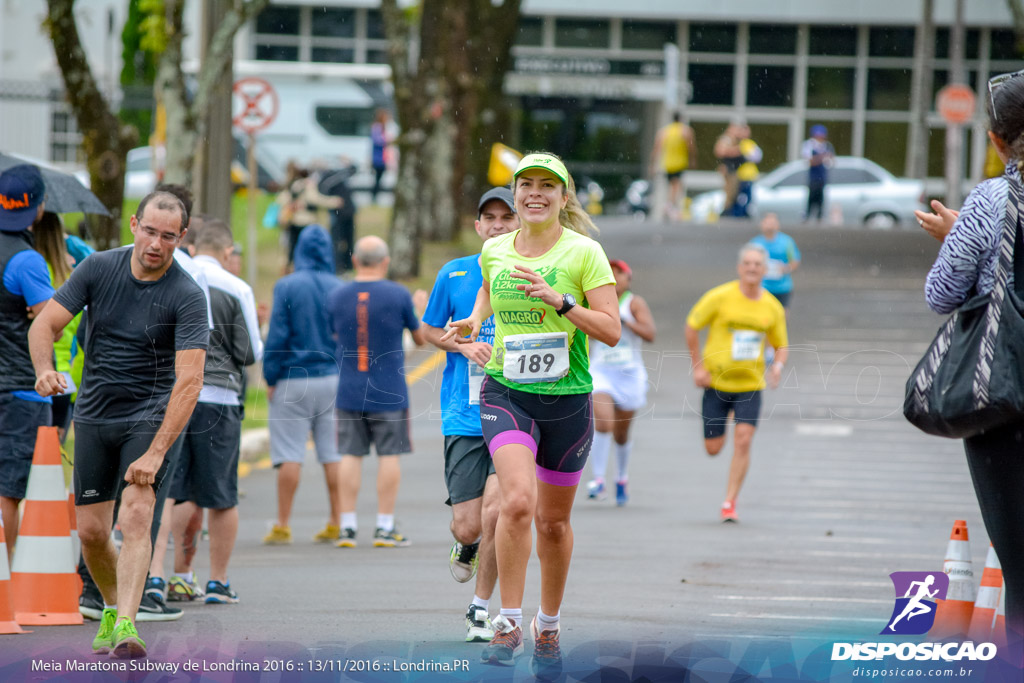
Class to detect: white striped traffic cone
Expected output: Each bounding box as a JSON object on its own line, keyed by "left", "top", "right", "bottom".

{"left": 967, "top": 544, "right": 1002, "bottom": 642}
{"left": 0, "top": 518, "right": 27, "bottom": 634}
{"left": 929, "top": 519, "right": 975, "bottom": 639}
{"left": 992, "top": 583, "right": 1007, "bottom": 649}
{"left": 10, "top": 426, "right": 82, "bottom": 625}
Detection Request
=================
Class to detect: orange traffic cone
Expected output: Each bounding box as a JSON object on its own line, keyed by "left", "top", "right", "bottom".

{"left": 929, "top": 520, "right": 975, "bottom": 639}
{"left": 967, "top": 544, "right": 1002, "bottom": 642}
{"left": 0, "top": 519, "right": 27, "bottom": 634}
{"left": 10, "top": 427, "right": 83, "bottom": 625}
{"left": 991, "top": 583, "right": 1007, "bottom": 649}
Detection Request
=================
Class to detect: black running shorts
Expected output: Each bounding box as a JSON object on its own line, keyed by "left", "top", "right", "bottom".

{"left": 73, "top": 421, "right": 178, "bottom": 505}
{"left": 702, "top": 389, "right": 763, "bottom": 439}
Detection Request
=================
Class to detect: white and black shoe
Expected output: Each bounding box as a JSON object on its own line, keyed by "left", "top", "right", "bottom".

{"left": 465, "top": 604, "right": 494, "bottom": 642}
{"left": 136, "top": 592, "right": 184, "bottom": 622}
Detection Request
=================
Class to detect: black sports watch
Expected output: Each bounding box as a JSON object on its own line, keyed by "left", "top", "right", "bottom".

{"left": 556, "top": 293, "right": 577, "bottom": 316}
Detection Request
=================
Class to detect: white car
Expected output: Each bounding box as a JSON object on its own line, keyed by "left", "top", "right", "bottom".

{"left": 689, "top": 157, "right": 927, "bottom": 227}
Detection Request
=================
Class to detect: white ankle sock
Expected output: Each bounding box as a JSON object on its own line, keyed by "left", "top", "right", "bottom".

{"left": 499, "top": 608, "right": 522, "bottom": 629}
{"left": 537, "top": 609, "right": 560, "bottom": 632}
{"left": 615, "top": 439, "right": 632, "bottom": 482}
{"left": 341, "top": 513, "right": 357, "bottom": 530}
{"left": 472, "top": 595, "right": 489, "bottom": 610}
{"left": 376, "top": 514, "right": 394, "bottom": 531}
{"left": 590, "top": 431, "right": 611, "bottom": 482}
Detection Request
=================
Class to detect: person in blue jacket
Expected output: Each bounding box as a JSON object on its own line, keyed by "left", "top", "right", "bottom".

{"left": 262, "top": 225, "right": 343, "bottom": 545}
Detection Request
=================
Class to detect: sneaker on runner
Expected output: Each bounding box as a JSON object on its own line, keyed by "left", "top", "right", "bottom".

{"left": 586, "top": 479, "right": 605, "bottom": 500}
{"left": 144, "top": 576, "right": 167, "bottom": 603}
{"left": 167, "top": 575, "right": 205, "bottom": 602}
{"left": 465, "top": 604, "right": 494, "bottom": 643}
{"left": 530, "top": 617, "right": 563, "bottom": 680}
{"left": 373, "top": 527, "right": 410, "bottom": 547}
{"left": 110, "top": 617, "right": 147, "bottom": 659}
{"left": 480, "top": 614, "right": 523, "bottom": 666}
{"left": 336, "top": 527, "right": 357, "bottom": 548}
{"left": 79, "top": 584, "right": 104, "bottom": 621}
{"left": 136, "top": 592, "right": 184, "bottom": 622}
{"left": 615, "top": 481, "right": 629, "bottom": 507}
{"left": 720, "top": 500, "right": 738, "bottom": 523}
{"left": 449, "top": 541, "right": 479, "bottom": 583}
{"left": 92, "top": 607, "right": 117, "bottom": 654}
{"left": 313, "top": 523, "right": 341, "bottom": 543}
{"left": 204, "top": 580, "right": 239, "bottom": 604}
{"left": 262, "top": 524, "right": 292, "bottom": 545}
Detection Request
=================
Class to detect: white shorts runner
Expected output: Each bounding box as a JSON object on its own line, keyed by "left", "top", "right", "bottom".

{"left": 591, "top": 365, "right": 648, "bottom": 412}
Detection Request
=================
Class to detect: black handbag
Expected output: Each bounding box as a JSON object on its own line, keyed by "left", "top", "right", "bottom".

{"left": 904, "top": 176, "right": 1024, "bottom": 439}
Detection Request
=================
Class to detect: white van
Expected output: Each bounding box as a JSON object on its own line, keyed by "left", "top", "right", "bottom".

{"left": 233, "top": 61, "right": 397, "bottom": 195}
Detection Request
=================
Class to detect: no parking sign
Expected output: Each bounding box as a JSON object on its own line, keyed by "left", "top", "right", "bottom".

{"left": 232, "top": 77, "right": 279, "bottom": 134}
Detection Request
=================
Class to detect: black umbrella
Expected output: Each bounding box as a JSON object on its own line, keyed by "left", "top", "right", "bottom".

{"left": 0, "top": 152, "right": 110, "bottom": 216}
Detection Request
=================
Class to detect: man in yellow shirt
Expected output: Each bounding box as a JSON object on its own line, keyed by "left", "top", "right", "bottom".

{"left": 685, "top": 243, "right": 788, "bottom": 522}
{"left": 651, "top": 112, "right": 697, "bottom": 221}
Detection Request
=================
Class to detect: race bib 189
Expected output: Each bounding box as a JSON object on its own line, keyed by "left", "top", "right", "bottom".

{"left": 502, "top": 332, "right": 570, "bottom": 384}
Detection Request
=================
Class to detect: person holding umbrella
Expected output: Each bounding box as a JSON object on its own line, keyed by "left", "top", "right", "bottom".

{"left": 0, "top": 165, "right": 55, "bottom": 559}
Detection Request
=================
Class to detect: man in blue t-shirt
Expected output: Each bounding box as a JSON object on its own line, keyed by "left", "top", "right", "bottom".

{"left": 421, "top": 187, "right": 517, "bottom": 642}
{"left": 750, "top": 212, "right": 801, "bottom": 308}
{"left": 326, "top": 235, "right": 425, "bottom": 548}
{"left": 0, "top": 165, "right": 54, "bottom": 558}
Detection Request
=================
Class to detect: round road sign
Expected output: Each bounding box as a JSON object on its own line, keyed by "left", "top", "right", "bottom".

{"left": 937, "top": 84, "right": 976, "bottom": 126}
{"left": 232, "top": 77, "right": 279, "bottom": 134}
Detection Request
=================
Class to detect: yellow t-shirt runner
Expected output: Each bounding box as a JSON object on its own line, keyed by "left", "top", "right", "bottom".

{"left": 481, "top": 228, "right": 615, "bottom": 395}
{"left": 686, "top": 281, "right": 788, "bottom": 393}
{"left": 661, "top": 122, "right": 689, "bottom": 175}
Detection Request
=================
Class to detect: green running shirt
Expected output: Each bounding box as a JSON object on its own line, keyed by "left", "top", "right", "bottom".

{"left": 481, "top": 228, "right": 615, "bottom": 395}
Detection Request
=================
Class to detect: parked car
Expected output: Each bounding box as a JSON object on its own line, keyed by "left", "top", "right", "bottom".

{"left": 689, "top": 157, "right": 927, "bottom": 227}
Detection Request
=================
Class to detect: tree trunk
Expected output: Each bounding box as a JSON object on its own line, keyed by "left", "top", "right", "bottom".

{"left": 46, "top": 0, "right": 137, "bottom": 250}
{"left": 1007, "top": 0, "right": 1024, "bottom": 55}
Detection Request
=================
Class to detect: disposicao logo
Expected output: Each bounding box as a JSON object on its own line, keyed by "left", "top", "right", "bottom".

{"left": 882, "top": 571, "right": 948, "bottom": 635}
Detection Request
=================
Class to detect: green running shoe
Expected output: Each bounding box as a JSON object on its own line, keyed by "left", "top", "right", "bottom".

{"left": 91, "top": 608, "right": 117, "bottom": 654}
{"left": 110, "top": 617, "right": 147, "bottom": 659}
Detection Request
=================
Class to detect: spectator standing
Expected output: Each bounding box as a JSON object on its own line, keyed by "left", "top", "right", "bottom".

{"left": 370, "top": 109, "right": 393, "bottom": 204}
{"left": 800, "top": 124, "right": 835, "bottom": 223}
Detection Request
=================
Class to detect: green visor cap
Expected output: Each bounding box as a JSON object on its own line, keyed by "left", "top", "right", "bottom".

{"left": 513, "top": 153, "right": 569, "bottom": 186}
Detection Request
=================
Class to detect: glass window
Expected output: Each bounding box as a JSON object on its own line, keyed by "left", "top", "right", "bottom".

{"left": 690, "top": 121, "right": 727, "bottom": 170}
{"left": 517, "top": 17, "right": 544, "bottom": 47}
{"left": 925, "top": 124, "right": 974, "bottom": 178}
{"left": 864, "top": 121, "right": 908, "bottom": 176}
{"left": 555, "top": 19, "right": 610, "bottom": 49}
{"left": 366, "top": 9, "right": 385, "bottom": 40}
{"left": 771, "top": 170, "right": 808, "bottom": 188}
{"left": 311, "top": 47, "right": 355, "bottom": 63}
{"left": 622, "top": 20, "right": 676, "bottom": 50}
{"left": 935, "top": 28, "right": 980, "bottom": 60}
{"left": 521, "top": 106, "right": 567, "bottom": 154}
{"left": 747, "top": 123, "right": 788, "bottom": 171}
{"left": 867, "top": 69, "right": 912, "bottom": 110}
{"left": 315, "top": 107, "right": 376, "bottom": 137}
{"left": 829, "top": 167, "right": 882, "bottom": 185}
{"left": 256, "top": 5, "right": 300, "bottom": 35}
{"left": 53, "top": 111, "right": 70, "bottom": 133}
{"left": 689, "top": 23, "right": 736, "bottom": 53}
{"left": 807, "top": 67, "right": 855, "bottom": 109}
{"left": 366, "top": 49, "right": 389, "bottom": 65}
{"left": 311, "top": 8, "right": 355, "bottom": 38}
{"left": 809, "top": 26, "right": 857, "bottom": 56}
{"left": 688, "top": 63, "right": 734, "bottom": 105}
{"left": 746, "top": 65, "right": 794, "bottom": 107}
{"left": 869, "top": 27, "right": 915, "bottom": 58}
{"left": 255, "top": 44, "right": 299, "bottom": 62}
{"left": 804, "top": 120, "right": 852, "bottom": 156}
{"left": 990, "top": 30, "right": 1018, "bottom": 61}
{"left": 748, "top": 24, "right": 796, "bottom": 55}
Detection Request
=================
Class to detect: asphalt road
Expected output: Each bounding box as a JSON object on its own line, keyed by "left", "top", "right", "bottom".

{"left": 2, "top": 217, "right": 1004, "bottom": 681}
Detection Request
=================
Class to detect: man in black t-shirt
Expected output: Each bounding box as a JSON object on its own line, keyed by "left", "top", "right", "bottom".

{"left": 29, "top": 191, "right": 208, "bottom": 659}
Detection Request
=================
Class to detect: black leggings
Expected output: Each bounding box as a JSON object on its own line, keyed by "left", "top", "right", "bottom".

{"left": 963, "top": 423, "right": 1024, "bottom": 650}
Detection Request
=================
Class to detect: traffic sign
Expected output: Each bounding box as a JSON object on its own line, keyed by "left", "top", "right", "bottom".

{"left": 937, "top": 84, "right": 976, "bottom": 126}
{"left": 232, "top": 77, "right": 279, "bottom": 134}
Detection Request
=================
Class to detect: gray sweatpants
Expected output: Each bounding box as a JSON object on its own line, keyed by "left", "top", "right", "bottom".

{"left": 268, "top": 374, "right": 340, "bottom": 466}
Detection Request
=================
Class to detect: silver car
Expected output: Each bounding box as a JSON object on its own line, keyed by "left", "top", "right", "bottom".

{"left": 690, "top": 156, "right": 927, "bottom": 227}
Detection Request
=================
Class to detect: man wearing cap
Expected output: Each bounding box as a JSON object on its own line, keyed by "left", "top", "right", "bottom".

{"left": 800, "top": 125, "right": 835, "bottom": 223}
{"left": 585, "top": 258, "right": 656, "bottom": 507}
{"left": 29, "top": 190, "right": 208, "bottom": 659}
{"left": 0, "top": 164, "right": 55, "bottom": 559}
{"left": 421, "top": 187, "right": 518, "bottom": 642}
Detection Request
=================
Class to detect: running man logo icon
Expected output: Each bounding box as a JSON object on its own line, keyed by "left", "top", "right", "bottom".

{"left": 881, "top": 572, "right": 950, "bottom": 635}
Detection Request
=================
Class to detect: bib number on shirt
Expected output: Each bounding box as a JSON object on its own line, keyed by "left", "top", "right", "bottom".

{"left": 731, "top": 330, "right": 764, "bottom": 362}
{"left": 503, "top": 332, "right": 570, "bottom": 384}
{"left": 595, "top": 338, "right": 633, "bottom": 366}
{"left": 467, "top": 363, "right": 486, "bottom": 405}
{"left": 766, "top": 258, "right": 785, "bottom": 279}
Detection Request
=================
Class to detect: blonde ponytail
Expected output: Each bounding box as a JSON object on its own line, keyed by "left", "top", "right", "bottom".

{"left": 560, "top": 173, "right": 600, "bottom": 236}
